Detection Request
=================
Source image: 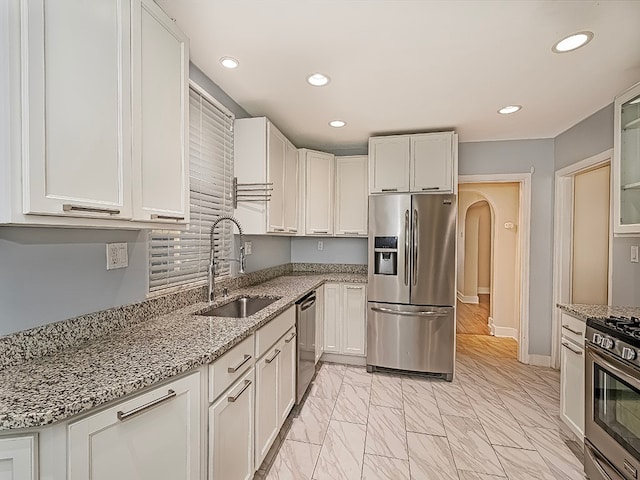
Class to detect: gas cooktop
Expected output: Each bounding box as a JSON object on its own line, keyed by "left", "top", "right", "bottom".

{"left": 587, "top": 315, "right": 640, "bottom": 364}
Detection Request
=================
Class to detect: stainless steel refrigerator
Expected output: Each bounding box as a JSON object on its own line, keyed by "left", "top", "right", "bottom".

{"left": 367, "top": 193, "right": 456, "bottom": 381}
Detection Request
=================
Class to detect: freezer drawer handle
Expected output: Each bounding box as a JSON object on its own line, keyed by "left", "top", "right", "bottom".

{"left": 117, "top": 389, "right": 176, "bottom": 421}
{"left": 371, "top": 306, "right": 448, "bottom": 317}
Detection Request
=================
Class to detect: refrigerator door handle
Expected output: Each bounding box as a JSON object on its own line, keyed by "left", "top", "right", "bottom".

{"left": 404, "top": 209, "right": 410, "bottom": 286}
{"left": 412, "top": 208, "right": 418, "bottom": 285}
{"left": 370, "top": 306, "right": 448, "bottom": 317}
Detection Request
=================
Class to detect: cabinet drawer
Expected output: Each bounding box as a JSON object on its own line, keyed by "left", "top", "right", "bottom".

{"left": 209, "top": 334, "right": 255, "bottom": 402}
{"left": 256, "top": 306, "right": 295, "bottom": 359}
{"left": 561, "top": 312, "right": 586, "bottom": 346}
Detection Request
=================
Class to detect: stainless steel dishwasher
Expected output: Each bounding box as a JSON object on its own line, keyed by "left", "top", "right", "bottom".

{"left": 295, "top": 291, "right": 316, "bottom": 403}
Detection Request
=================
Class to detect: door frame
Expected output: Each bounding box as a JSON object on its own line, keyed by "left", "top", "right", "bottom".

{"left": 551, "top": 149, "right": 613, "bottom": 369}
{"left": 458, "top": 173, "right": 531, "bottom": 364}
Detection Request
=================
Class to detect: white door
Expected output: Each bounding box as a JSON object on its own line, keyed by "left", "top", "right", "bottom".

{"left": 0, "top": 436, "right": 36, "bottom": 480}
{"left": 342, "top": 285, "right": 366, "bottom": 356}
{"left": 315, "top": 286, "right": 325, "bottom": 363}
{"left": 368, "top": 136, "right": 410, "bottom": 193}
{"left": 131, "top": 0, "right": 189, "bottom": 223}
{"left": 323, "top": 283, "right": 341, "bottom": 353}
{"left": 209, "top": 369, "right": 254, "bottom": 480}
{"left": 267, "top": 124, "right": 286, "bottom": 233}
{"left": 335, "top": 156, "right": 368, "bottom": 236}
{"left": 283, "top": 142, "right": 299, "bottom": 234}
{"left": 68, "top": 372, "right": 201, "bottom": 480}
{"left": 305, "top": 150, "right": 335, "bottom": 235}
{"left": 410, "top": 132, "right": 453, "bottom": 192}
{"left": 560, "top": 341, "right": 584, "bottom": 438}
{"left": 23, "top": 0, "right": 132, "bottom": 219}
{"left": 255, "top": 346, "right": 280, "bottom": 468}
{"left": 278, "top": 329, "right": 297, "bottom": 425}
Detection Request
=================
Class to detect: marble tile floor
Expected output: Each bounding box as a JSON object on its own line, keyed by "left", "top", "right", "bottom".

{"left": 255, "top": 334, "right": 584, "bottom": 480}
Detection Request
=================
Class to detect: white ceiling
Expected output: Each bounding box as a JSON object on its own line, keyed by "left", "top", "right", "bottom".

{"left": 158, "top": 0, "right": 640, "bottom": 152}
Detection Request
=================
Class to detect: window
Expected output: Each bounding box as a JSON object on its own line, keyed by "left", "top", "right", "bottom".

{"left": 148, "top": 84, "right": 234, "bottom": 294}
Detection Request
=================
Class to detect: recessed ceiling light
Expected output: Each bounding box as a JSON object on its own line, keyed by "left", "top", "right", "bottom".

{"left": 220, "top": 56, "right": 239, "bottom": 69}
{"left": 329, "top": 120, "right": 346, "bottom": 128}
{"left": 498, "top": 105, "right": 522, "bottom": 115}
{"left": 306, "top": 73, "right": 330, "bottom": 87}
{"left": 552, "top": 31, "right": 594, "bottom": 53}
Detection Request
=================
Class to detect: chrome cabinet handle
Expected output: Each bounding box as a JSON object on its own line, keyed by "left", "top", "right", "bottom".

{"left": 227, "top": 380, "right": 252, "bottom": 403}
{"left": 266, "top": 349, "right": 281, "bottom": 364}
{"left": 117, "top": 389, "right": 176, "bottom": 421}
{"left": 421, "top": 187, "right": 440, "bottom": 191}
{"left": 412, "top": 209, "right": 418, "bottom": 285}
{"left": 285, "top": 332, "right": 296, "bottom": 343}
{"left": 345, "top": 286, "right": 362, "bottom": 289}
{"left": 561, "top": 342, "right": 583, "bottom": 356}
{"left": 288, "top": 228, "right": 297, "bottom": 232}
{"left": 371, "top": 306, "right": 447, "bottom": 317}
{"left": 561, "top": 324, "right": 582, "bottom": 336}
{"left": 404, "top": 209, "right": 410, "bottom": 286}
{"left": 227, "top": 354, "right": 252, "bottom": 373}
{"left": 151, "top": 214, "right": 185, "bottom": 221}
{"left": 272, "top": 227, "right": 285, "bottom": 232}
{"left": 63, "top": 204, "right": 120, "bottom": 215}
{"left": 381, "top": 188, "right": 397, "bottom": 192}
{"left": 343, "top": 231, "right": 359, "bottom": 235}
{"left": 312, "top": 230, "right": 328, "bottom": 234}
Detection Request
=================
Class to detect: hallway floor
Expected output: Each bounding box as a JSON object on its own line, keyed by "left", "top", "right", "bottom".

{"left": 259, "top": 335, "right": 583, "bottom": 480}
{"left": 457, "top": 294, "right": 491, "bottom": 335}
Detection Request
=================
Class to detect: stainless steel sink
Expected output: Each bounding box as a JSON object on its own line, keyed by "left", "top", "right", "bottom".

{"left": 197, "top": 296, "right": 281, "bottom": 318}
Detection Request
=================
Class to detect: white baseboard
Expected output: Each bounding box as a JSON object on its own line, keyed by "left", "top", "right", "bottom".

{"left": 528, "top": 354, "right": 552, "bottom": 368}
{"left": 456, "top": 291, "right": 479, "bottom": 304}
{"left": 494, "top": 326, "right": 518, "bottom": 339}
{"left": 478, "top": 287, "right": 490, "bottom": 294}
{"left": 320, "top": 352, "right": 366, "bottom": 366}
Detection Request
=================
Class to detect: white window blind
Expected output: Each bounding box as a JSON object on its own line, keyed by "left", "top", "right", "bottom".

{"left": 149, "top": 86, "right": 234, "bottom": 294}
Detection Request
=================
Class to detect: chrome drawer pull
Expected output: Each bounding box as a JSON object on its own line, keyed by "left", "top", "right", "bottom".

{"left": 561, "top": 324, "right": 582, "bottom": 336}
{"left": 227, "top": 354, "right": 252, "bottom": 373}
{"left": 151, "top": 214, "right": 185, "bottom": 221}
{"left": 561, "top": 342, "right": 583, "bottom": 356}
{"left": 63, "top": 204, "right": 120, "bottom": 215}
{"left": 421, "top": 187, "right": 440, "bottom": 191}
{"left": 381, "top": 188, "right": 397, "bottom": 192}
{"left": 272, "top": 227, "right": 285, "bottom": 232}
{"left": 117, "top": 389, "right": 176, "bottom": 421}
{"left": 266, "top": 349, "right": 281, "bottom": 363}
{"left": 285, "top": 332, "right": 296, "bottom": 343}
{"left": 312, "top": 230, "right": 328, "bottom": 234}
{"left": 227, "top": 380, "right": 252, "bottom": 403}
{"left": 346, "top": 286, "right": 362, "bottom": 289}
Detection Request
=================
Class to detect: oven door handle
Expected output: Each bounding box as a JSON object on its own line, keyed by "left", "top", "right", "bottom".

{"left": 589, "top": 347, "right": 640, "bottom": 392}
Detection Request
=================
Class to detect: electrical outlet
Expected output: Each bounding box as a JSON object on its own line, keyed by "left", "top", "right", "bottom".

{"left": 106, "top": 243, "right": 128, "bottom": 270}
{"left": 317, "top": 241, "right": 324, "bottom": 251}
{"left": 632, "top": 245, "right": 639, "bottom": 263}
{"left": 244, "top": 241, "right": 252, "bottom": 255}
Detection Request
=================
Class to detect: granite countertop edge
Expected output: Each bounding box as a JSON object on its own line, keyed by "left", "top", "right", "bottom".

{"left": 0, "top": 273, "right": 366, "bottom": 431}
{"left": 557, "top": 303, "right": 640, "bottom": 322}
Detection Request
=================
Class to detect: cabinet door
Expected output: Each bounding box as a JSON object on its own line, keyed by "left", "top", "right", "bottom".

{"left": 410, "top": 133, "right": 453, "bottom": 193}
{"left": 560, "top": 340, "right": 584, "bottom": 439}
{"left": 131, "top": 0, "right": 189, "bottom": 223}
{"left": 267, "top": 124, "right": 286, "bottom": 233}
{"left": 368, "top": 136, "right": 410, "bottom": 193}
{"left": 342, "top": 285, "right": 367, "bottom": 356}
{"left": 315, "top": 286, "right": 325, "bottom": 363}
{"left": 278, "top": 329, "right": 297, "bottom": 425}
{"left": 283, "top": 142, "right": 299, "bottom": 234}
{"left": 305, "top": 150, "right": 335, "bottom": 235}
{"left": 255, "top": 346, "right": 280, "bottom": 468}
{"left": 335, "top": 156, "right": 368, "bottom": 236}
{"left": 323, "top": 283, "right": 341, "bottom": 353}
{"left": 23, "top": 0, "right": 132, "bottom": 219}
{"left": 68, "top": 372, "right": 201, "bottom": 480}
{"left": 209, "top": 369, "right": 254, "bottom": 480}
{"left": 0, "top": 435, "right": 36, "bottom": 480}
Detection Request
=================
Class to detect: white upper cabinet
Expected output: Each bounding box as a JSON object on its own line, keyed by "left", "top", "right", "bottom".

{"left": 234, "top": 117, "right": 298, "bottom": 235}
{"left": 614, "top": 81, "right": 640, "bottom": 235}
{"left": 303, "top": 149, "right": 335, "bottom": 235}
{"left": 131, "top": 0, "right": 189, "bottom": 224}
{"left": 369, "top": 132, "right": 457, "bottom": 194}
{"left": 335, "top": 156, "right": 368, "bottom": 236}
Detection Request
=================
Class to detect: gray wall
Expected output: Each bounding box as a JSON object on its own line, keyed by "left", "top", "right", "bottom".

{"left": 242, "top": 235, "right": 291, "bottom": 272}
{"left": 555, "top": 103, "right": 640, "bottom": 306}
{"left": 458, "top": 139, "right": 556, "bottom": 356}
{"left": 291, "top": 238, "right": 368, "bottom": 264}
{"left": 0, "top": 228, "right": 148, "bottom": 335}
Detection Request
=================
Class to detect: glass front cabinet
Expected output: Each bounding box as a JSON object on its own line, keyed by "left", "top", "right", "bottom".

{"left": 614, "top": 82, "right": 640, "bottom": 235}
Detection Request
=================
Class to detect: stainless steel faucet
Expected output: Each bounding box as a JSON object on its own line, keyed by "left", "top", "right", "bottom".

{"left": 209, "top": 215, "right": 245, "bottom": 305}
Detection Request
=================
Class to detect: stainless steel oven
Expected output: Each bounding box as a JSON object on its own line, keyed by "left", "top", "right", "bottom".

{"left": 586, "top": 339, "right": 640, "bottom": 480}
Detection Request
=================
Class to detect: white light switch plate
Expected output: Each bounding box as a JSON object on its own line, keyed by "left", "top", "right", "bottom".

{"left": 244, "top": 241, "right": 252, "bottom": 255}
{"left": 632, "top": 245, "right": 639, "bottom": 263}
{"left": 317, "top": 241, "right": 324, "bottom": 251}
{"left": 106, "top": 243, "right": 128, "bottom": 270}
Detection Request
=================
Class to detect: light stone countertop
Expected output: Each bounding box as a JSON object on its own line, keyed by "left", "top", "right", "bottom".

{"left": 0, "top": 273, "right": 366, "bottom": 430}
{"left": 557, "top": 304, "right": 640, "bottom": 322}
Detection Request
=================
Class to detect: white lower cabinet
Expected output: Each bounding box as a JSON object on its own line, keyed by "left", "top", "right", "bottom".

{"left": 0, "top": 435, "right": 36, "bottom": 480}
{"left": 209, "top": 368, "right": 254, "bottom": 480}
{"left": 559, "top": 312, "right": 585, "bottom": 440}
{"left": 255, "top": 344, "right": 280, "bottom": 468}
{"left": 323, "top": 283, "right": 367, "bottom": 356}
{"left": 68, "top": 371, "right": 201, "bottom": 480}
{"left": 278, "top": 329, "right": 297, "bottom": 425}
